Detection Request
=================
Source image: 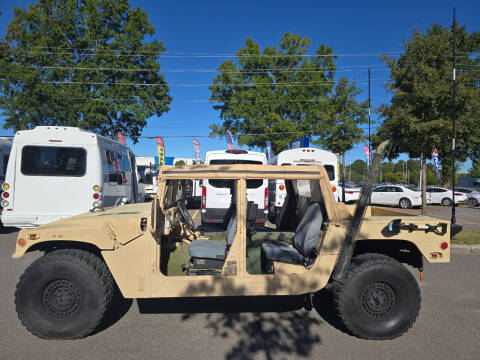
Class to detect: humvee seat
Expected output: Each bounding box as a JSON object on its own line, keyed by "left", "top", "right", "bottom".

{"left": 189, "top": 215, "right": 237, "bottom": 261}
{"left": 261, "top": 202, "right": 323, "bottom": 268}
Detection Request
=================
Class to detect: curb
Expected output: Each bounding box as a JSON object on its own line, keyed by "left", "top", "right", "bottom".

{"left": 451, "top": 244, "right": 480, "bottom": 254}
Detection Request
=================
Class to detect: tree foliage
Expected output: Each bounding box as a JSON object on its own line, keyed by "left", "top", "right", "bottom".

{"left": 376, "top": 23, "right": 480, "bottom": 165}
{"left": 209, "top": 33, "right": 337, "bottom": 154}
{"left": 313, "top": 77, "right": 368, "bottom": 154}
{"left": 470, "top": 159, "right": 480, "bottom": 178}
{"left": 0, "top": 0, "right": 171, "bottom": 142}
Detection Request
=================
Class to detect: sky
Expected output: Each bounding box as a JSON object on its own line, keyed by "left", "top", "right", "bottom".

{"left": 0, "top": 0, "right": 478, "bottom": 171}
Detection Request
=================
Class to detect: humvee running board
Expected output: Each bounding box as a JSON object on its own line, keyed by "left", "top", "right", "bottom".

{"left": 331, "top": 140, "right": 389, "bottom": 282}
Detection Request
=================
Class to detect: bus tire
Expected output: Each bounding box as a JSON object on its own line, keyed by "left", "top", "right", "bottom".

{"left": 15, "top": 249, "right": 114, "bottom": 339}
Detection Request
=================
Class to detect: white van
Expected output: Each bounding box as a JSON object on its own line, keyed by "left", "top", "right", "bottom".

{"left": 267, "top": 147, "right": 339, "bottom": 219}
{"left": 0, "top": 137, "right": 13, "bottom": 184}
{"left": 1, "top": 126, "right": 144, "bottom": 228}
{"left": 202, "top": 149, "right": 268, "bottom": 226}
{"left": 136, "top": 156, "right": 158, "bottom": 201}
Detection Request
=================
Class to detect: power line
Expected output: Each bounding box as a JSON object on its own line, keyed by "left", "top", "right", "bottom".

{"left": 1, "top": 48, "right": 403, "bottom": 58}
{"left": 20, "top": 64, "right": 392, "bottom": 73}
{"left": 30, "top": 78, "right": 391, "bottom": 87}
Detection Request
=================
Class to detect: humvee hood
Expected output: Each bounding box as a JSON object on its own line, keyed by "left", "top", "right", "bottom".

{"left": 13, "top": 202, "right": 151, "bottom": 258}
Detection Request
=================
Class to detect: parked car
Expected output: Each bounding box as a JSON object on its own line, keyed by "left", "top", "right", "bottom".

{"left": 338, "top": 183, "right": 361, "bottom": 203}
{"left": 425, "top": 186, "right": 467, "bottom": 206}
{"left": 371, "top": 185, "right": 422, "bottom": 209}
{"left": 455, "top": 187, "right": 480, "bottom": 207}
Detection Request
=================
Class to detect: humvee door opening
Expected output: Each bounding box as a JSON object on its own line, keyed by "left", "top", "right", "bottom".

{"left": 158, "top": 175, "right": 331, "bottom": 277}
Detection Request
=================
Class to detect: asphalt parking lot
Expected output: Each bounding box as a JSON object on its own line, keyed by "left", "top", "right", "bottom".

{"left": 1, "top": 228, "right": 479, "bottom": 360}
{"left": 398, "top": 205, "right": 480, "bottom": 231}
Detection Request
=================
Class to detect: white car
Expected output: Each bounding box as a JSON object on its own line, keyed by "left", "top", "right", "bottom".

{"left": 455, "top": 187, "right": 480, "bottom": 207}
{"left": 339, "top": 183, "right": 361, "bottom": 203}
{"left": 425, "top": 186, "right": 468, "bottom": 206}
{"left": 371, "top": 185, "right": 422, "bottom": 209}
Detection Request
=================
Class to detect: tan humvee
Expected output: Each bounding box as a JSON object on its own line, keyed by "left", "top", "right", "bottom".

{"left": 12, "top": 163, "right": 451, "bottom": 340}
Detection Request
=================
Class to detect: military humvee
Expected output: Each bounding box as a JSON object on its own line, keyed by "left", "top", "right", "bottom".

{"left": 12, "top": 160, "right": 451, "bottom": 340}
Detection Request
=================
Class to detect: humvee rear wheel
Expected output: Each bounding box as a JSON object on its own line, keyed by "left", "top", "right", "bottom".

{"left": 334, "top": 253, "right": 420, "bottom": 340}
{"left": 15, "top": 249, "right": 113, "bottom": 339}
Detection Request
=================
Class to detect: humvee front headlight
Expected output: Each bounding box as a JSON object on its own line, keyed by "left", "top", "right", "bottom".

{"left": 1, "top": 200, "right": 8, "bottom": 207}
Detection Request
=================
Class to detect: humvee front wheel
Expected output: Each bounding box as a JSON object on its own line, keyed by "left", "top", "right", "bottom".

{"left": 334, "top": 253, "right": 420, "bottom": 340}
{"left": 15, "top": 249, "right": 113, "bottom": 339}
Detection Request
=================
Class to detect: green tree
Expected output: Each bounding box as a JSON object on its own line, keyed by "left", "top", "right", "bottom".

{"left": 0, "top": 0, "right": 171, "bottom": 142}
{"left": 350, "top": 159, "right": 366, "bottom": 181}
{"left": 376, "top": 23, "right": 480, "bottom": 213}
{"left": 174, "top": 160, "right": 186, "bottom": 167}
{"left": 209, "top": 33, "right": 336, "bottom": 154}
{"left": 469, "top": 159, "right": 480, "bottom": 177}
{"left": 313, "top": 78, "right": 368, "bottom": 199}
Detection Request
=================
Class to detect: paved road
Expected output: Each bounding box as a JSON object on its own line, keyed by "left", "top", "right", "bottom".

{"left": 1, "top": 229, "right": 479, "bottom": 360}
{"left": 399, "top": 205, "right": 480, "bottom": 231}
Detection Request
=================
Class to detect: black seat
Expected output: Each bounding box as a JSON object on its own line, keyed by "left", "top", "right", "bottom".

{"left": 188, "top": 201, "right": 258, "bottom": 262}
{"left": 188, "top": 214, "right": 236, "bottom": 261}
{"left": 261, "top": 202, "right": 323, "bottom": 270}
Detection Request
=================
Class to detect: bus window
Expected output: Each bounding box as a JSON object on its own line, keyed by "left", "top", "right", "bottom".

{"left": 21, "top": 146, "right": 86, "bottom": 177}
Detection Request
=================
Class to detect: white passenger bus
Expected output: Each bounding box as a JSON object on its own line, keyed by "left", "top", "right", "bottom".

{"left": 267, "top": 147, "right": 339, "bottom": 220}
{"left": 0, "top": 137, "right": 13, "bottom": 184}
{"left": 202, "top": 149, "right": 268, "bottom": 226}
{"left": 1, "top": 126, "right": 144, "bottom": 228}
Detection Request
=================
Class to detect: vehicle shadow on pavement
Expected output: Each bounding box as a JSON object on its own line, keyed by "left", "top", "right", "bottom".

{"left": 136, "top": 292, "right": 342, "bottom": 359}
{"left": 92, "top": 285, "right": 133, "bottom": 335}
{"left": 0, "top": 225, "right": 18, "bottom": 234}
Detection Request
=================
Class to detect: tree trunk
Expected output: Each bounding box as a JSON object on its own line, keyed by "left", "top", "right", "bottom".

{"left": 342, "top": 152, "right": 346, "bottom": 202}
{"left": 421, "top": 154, "right": 427, "bottom": 215}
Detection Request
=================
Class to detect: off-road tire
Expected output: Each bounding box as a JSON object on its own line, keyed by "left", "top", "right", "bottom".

{"left": 467, "top": 198, "right": 478, "bottom": 207}
{"left": 15, "top": 249, "right": 114, "bottom": 339}
{"left": 399, "top": 198, "right": 412, "bottom": 209}
{"left": 441, "top": 198, "right": 452, "bottom": 206}
{"left": 334, "top": 253, "right": 421, "bottom": 340}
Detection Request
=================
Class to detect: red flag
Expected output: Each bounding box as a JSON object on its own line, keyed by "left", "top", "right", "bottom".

{"left": 117, "top": 133, "right": 126, "bottom": 145}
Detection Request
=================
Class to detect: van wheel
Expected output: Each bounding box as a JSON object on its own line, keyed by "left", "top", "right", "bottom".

{"left": 15, "top": 249, "right": 113, "bottom": 339}
{"left": 334, "top": 253, "right": 420, "bottom": 340}
{"left": 399, "top": 198, "right": 412, "bottom": 209}
{"left": 441, "top": 198, "right": 452, "bottom": 206}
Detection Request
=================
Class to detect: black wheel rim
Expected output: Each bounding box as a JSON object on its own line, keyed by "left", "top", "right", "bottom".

{"left": 360, "top": 282, "right": 396, "bottom": 319}
{"left": 42, "top": 278, "right": 80, "bottom": 318}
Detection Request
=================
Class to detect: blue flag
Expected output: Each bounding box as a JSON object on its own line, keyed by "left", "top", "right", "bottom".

{"left": 266, "top": 141, "right": 272, "bottom": 160}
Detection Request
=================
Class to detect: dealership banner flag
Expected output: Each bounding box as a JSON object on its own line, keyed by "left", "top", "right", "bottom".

{"left": 156, "top": 136, "right": 165, "bottom": 168}
{"left": 432, "top": 146, "right": 440, "bottom": 185}
{"left": 226, "top": 130, "right": 234, "bottom": 150}
{"left": 193, "top": 139, "right": 201, "bottom": 164}
{"left": 117, "top": 133, "right": 126, "bottom": 145}
{"left": 266, "top": 141, "right": 272, "bottom": 160}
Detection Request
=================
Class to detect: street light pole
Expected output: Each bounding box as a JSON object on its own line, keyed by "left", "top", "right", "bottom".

{"left": 368, "top": 68, "right": 371, "bottom": 170}
{"left": 451, "top": 7, "right": 457, "bottom": 225}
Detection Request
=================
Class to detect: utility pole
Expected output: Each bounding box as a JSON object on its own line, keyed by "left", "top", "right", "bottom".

{"left": 368, "top": 68, "right": 371, "bottom": 170}
{"left": 451, "top": 7, "right": 457, "bottom": 225}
